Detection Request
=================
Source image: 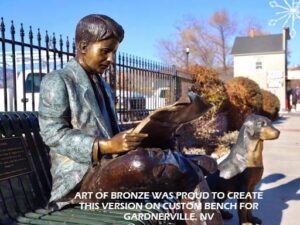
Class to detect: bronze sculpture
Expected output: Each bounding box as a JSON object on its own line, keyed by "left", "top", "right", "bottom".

{"left": 206, "top": 114, "right": 280, "bottom": 225}
{"left": 133, "top": 92, "right": 212, "bottom": 148}
{"left": 70, "top": 91, "right": 223, "bottom": 225}
{"left": 39, "top": 14, "right": 223, "bottom": 224}
{"left": 77, "top": 92, "right": 213, "bottom": 193}
{"left": 39, "top": 14, "right": 149, "bottom": 207}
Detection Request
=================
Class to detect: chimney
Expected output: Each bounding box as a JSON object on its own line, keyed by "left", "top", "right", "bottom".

{"left": 249, "top": 28, "right": 255, "bottom": 38}
{"left": 283, "top": 27, "right": 290, "bottom": 51}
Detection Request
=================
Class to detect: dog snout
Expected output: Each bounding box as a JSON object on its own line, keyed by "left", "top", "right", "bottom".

{"left": 260, "top": 126, "right": 280, "bottom": 140}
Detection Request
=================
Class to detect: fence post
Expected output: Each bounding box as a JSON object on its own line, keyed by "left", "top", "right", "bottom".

{"left": 173, "top": 65, "right": 180, "bottom": 101}
{"left": 110, "top": 54, "right": 117, "bottom": 97}
{"left": 1, "top": 18, "right": 8, "bottom": 111}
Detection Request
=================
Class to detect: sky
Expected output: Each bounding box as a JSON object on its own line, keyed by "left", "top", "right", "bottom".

{"left": 0, "top": 0, "right": 299, "bottom": 67}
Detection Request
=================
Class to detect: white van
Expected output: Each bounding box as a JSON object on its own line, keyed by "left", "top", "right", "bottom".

{"left": 145, "top": 87, "right": 172, "bottom": 110}
{"left": 0, "top": 70, "right": 46, "bottom": 111}
{"left": 16, "top": 70, "right": 46, "bottom": 111}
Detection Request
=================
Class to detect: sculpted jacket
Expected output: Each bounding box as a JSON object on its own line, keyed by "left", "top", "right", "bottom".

{"left": 38, "top": 59, "right": 120, "bottom": 205}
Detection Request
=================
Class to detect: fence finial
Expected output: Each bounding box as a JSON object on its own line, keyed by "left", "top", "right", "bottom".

{"left": 20, "top": 23, "right": 24, "bottom": 38}
{"left": 52, "top": 32, "right": 56, "bottom": 48}
{"left": 59, "top": 34, "right": 63, "bottom": 47}
{"left": 10, "top": 20, "right": 15, "bottom": 35}
{"left": 29, "top": 26, "right": 33, "bottom": 40}
{"left": 1, "top": 17, "right": 4, "bottom": 32}
{"left": 72, "top": 38, "right": 75, "bottom": 54}
{"left": 37, "top": 28, "right": 41, "bottom": 42}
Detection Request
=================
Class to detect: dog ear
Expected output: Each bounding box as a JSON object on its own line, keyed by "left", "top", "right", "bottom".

{"left": 245, "top": 124, "right": 255, "bottom": 137}
{"left": 219, "top": 153, "right": 247, "bottom": 179}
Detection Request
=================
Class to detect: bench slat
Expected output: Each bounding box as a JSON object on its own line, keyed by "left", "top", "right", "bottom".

{"left": 17, "top": 215, "right": 77, "bottom": 224}
{"left": 25, "top": 212, "right": 118, "bottom": 225}
{"left": 15, "top": 112, "right": 51, "bottom": 198}
{"left": 0, "top": 112, "right": 170, "bottom": 225}
{"left": 52, "top": 209, "right": 143, "bottom": 225}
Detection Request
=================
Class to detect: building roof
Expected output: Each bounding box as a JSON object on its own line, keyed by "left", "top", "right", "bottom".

{"left": 231, "top": 34, "right": 283, "bottom": 55}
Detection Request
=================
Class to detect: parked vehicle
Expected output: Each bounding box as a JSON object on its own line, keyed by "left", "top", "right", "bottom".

{"left": 115, "top": 90, "right": 149, "bottom": 122}
{"left": 145, "top": 87, "right": 172, "bottom": 110}
{"left": 0, "top": 69, "right": 46, "bottom": 111}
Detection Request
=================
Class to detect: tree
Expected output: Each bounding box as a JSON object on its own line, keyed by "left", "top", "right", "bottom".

{"left": 209, "top": 10, "right": 237, "bottom": 74}
{"left": 240, "top": 18, "right": 270, "bottom": 36}
{"left": 157, "top": 10, "right": 237, "bottom": 72}
{"left": 157, "top": 17, "right": 216, "bottom": 68}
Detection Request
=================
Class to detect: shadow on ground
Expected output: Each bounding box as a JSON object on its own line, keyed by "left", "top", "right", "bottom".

{"left": 273, "top": 116, "right": 288, "bottom": 125}
{"left": 255, "top": 174, "right": 300, "bottom": 225}
{"left": 223, "top": 173, "right": 300, "bottom": 225}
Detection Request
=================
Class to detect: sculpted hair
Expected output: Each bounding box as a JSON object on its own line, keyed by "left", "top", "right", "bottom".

{"left": 75, "top": 14, "right": 124, "bottom": 46}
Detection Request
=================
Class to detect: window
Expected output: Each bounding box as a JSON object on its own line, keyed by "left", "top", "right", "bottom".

{"left": 159, "top": 89, "right": 167, "bottom": 98}
{"left": 256, "top": 61, "right": 262, "bottom": 70}
{"left": 25, "top": 73, "right": 45, "bottom": 93}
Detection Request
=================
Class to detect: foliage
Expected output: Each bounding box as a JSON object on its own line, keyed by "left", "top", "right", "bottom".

{"left": 241, "top": 18, "right": 270, "bottom": 36}
{"left": 190, "top": 65, "right": 228, "bottom": 114}
{"left": 158, "top": 18, "right": 215, "bottom": 68}
{"left": 157, "top": 10, "right": 237, "bottom": 70}
{"left": 158, "top": 10, "right": 268, "bottom": 73}
{"left": 261, "top": 89, "right": 280, "bottom": 120}
{"left": 225, "top": 77, "right": 263, "bottom": 130}
{"left": 177, "top": 112, "right": 229, "bottom": 155}
{"left": 209, "top": 9, "right": 237, "bottom": 72}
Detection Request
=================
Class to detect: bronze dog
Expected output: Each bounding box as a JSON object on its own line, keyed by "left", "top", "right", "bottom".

{"left": 207, "top": 114, "right": 280, "bottom": 225}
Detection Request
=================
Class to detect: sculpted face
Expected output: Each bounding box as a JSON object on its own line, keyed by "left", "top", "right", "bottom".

{"left": 78, "top": 37, "right": 119, "bottom": 74}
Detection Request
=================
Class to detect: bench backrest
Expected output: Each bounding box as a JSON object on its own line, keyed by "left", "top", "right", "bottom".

{"left": 0, "top": 112, "right": 52, "bottom": 224}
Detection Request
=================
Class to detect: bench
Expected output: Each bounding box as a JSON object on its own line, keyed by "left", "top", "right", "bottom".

{"left": 0, "top": 112, "right": 172, "bottom": 225}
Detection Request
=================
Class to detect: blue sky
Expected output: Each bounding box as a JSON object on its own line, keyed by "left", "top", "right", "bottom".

{"left": 1, "top": 0, "right": 299, "bottom": 66}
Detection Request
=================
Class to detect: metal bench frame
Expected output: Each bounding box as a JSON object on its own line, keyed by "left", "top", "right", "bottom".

{"left": 0, "top": 112, "right": 170, "bottom": 225}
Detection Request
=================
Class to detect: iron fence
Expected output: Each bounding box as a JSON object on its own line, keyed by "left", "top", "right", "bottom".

{"left": 0, "top": 18, "right": 193, "bottom": 124}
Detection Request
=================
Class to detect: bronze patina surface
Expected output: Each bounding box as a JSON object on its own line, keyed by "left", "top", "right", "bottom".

{"left": 73, "top": 92, "right": 223, "bottom": 225}
{"left": 207, "top": 114, "right": 280, "bottom": 225}
{"left": 133, "top": 92, "right": 212, "bottom": 148}
{"left": 39, "top": 14, "right": 224, "bottom": 225}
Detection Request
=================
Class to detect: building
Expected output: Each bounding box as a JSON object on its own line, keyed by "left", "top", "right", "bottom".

{"left": 231, "top": 28, "right": 290, "bottom": 111}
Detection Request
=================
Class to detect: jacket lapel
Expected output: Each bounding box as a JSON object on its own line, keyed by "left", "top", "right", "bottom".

{"left": 66, "top": 60, "right": 112, "bottom": 138}
{"left": 98, "top": 78, "right": 120, "bottom": 134}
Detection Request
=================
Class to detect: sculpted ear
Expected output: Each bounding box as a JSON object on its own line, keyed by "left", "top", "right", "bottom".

{"left": 78, "top": 41, "right": 88, "bottom": 54}
{"left": 219, "top": 153, "right": 247, "bottom": 179}
{"left": 245, "top": 124, "right": 255, "bottom": 137}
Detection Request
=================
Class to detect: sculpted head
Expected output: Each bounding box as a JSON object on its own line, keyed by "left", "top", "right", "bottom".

{"left": 75, "top": 14, "right": 124, "bottom": 74}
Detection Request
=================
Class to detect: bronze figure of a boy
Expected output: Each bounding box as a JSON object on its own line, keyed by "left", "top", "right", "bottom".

{"left": 39, "top": 14, "right": 149, "bottom": 207}
{"left": 39, "top": 14, "right": 223, "bottom": 225}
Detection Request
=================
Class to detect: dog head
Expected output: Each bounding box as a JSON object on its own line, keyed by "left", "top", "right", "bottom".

{"left": 219, "top": 114, "right": 280, "bottom": 179}
{"left": 243, "top": 114, "right": 280, "bottom": 141}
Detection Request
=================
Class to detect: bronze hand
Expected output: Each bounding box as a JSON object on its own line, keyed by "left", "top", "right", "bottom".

{"left": 93, "top": 130, "right": 148, "bottom": 161}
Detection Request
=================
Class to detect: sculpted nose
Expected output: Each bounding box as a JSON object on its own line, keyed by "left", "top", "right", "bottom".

{"left": 273, "top": 127, "right": 280, "bottom": 138}
{"left": 107, "top": 52, "right": 115, "bottom": 64}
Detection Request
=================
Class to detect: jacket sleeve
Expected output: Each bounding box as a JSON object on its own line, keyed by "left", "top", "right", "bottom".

{"left": 38, "top": 72, "right": 95, "bottom": 164}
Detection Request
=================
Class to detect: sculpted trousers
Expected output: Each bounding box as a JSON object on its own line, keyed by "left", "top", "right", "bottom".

{"left": 63, "top": 148, "right": 223, "bottom": 225}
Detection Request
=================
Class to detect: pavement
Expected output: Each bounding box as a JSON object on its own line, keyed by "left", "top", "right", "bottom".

{"left": 223, "top": 112, "right": 300, "bottom": 225}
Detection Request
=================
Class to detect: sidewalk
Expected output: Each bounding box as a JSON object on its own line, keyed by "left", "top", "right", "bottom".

{"left": 224, "top": 112, "right": 300, "bottom": 225}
